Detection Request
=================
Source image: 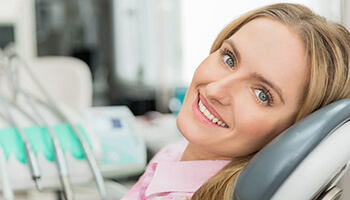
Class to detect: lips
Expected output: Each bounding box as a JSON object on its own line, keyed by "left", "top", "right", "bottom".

{"left": 197, "top": 93, "right": 229, "bottom": 128}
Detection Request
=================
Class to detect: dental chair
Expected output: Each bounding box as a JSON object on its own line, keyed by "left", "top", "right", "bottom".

{"left": 234, "top": 99, "right": 350, "bottom": 200}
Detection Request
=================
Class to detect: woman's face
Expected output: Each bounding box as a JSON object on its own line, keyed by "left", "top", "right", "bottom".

{"left": 177, "top": 18, "right": 309, "bottom": 160}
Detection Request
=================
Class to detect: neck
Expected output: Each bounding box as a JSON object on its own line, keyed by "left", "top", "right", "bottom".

{"left": 180, "top": 143, "right": 232, "bottom": 161}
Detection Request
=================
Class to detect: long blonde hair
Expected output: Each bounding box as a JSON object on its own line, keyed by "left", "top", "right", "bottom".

{"left": 192, "top": 3, "right": 350, "bottom": 200}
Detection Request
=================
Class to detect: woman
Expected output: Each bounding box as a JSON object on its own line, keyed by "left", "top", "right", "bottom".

{"left": 122, "top": 3, "right": 350, "bottom": 200}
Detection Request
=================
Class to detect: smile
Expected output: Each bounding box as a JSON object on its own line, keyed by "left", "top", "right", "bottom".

{"left": 198, "top": 100, "right": 229, "bottom": 128}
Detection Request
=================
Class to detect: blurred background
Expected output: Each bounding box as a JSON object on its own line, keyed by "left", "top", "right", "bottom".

{"left": 1, "top": 1, "right": 350, "bottom": 198}
{"left": 0, "top": 0, "right": 349, "bottom": 116}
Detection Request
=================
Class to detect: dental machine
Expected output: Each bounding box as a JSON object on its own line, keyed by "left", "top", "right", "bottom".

{"left": 0, "top": 44, "right": 146, "bottom": 200}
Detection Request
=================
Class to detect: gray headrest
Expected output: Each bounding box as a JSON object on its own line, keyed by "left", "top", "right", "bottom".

{"left": 234, "top": 99, "right": 350, "bottom": 200}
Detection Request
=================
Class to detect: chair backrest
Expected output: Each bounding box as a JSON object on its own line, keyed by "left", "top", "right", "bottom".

{"left": 234, "top": 99, "right": 350, "bottom": 200}
{"left": 20, "top": 56, "right": 93, "bottom": 112}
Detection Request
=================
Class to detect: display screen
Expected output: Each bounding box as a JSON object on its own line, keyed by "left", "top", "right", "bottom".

{"left": 0, "top": 25, "right": 15, "bottom": 48}
{"left": 94, "top": 117, "right": 123, "bottom": 132}
{"left": 112, "top": 119, "right": 122, "bottom": 128}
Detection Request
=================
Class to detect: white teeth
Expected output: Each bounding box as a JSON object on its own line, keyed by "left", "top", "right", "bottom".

{"left": 198, "top": 100, "right": 228, "bottom": 128}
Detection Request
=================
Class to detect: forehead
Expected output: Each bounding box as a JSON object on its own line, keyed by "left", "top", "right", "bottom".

{"left": 227, "top": 18, "right": 308, "bottom": 103}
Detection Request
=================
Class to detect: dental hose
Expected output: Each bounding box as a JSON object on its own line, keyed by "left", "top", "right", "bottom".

{"left": 23, "top": 94, "right": 75, "bottom": 200}
{"left": 0, "top": 93, "right": 43, "bottom": 191}
{"left": 2, "top": 49, "right": 74, "bottom": 199}
{"left": 18, "top": 54, "right": 107, "bottom": 200}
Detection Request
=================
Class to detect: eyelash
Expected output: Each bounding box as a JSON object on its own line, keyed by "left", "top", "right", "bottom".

{"left": 220, "top": 48, "right": 237, "bottom": 69}
{"left": 254, "top": 86, "right": 274, "bottom": 107}
{"left": 219, "top": 46, "right": 274, "bottom": 107}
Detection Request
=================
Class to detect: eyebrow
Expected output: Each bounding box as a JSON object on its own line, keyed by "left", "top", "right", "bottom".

{"left": 223, "top": 39, "right": 241, "bottom": 63}
{"left": 251, "top": 73, "right": 285, "bottom": 104}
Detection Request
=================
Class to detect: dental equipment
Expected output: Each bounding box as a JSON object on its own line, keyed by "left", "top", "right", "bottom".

{"left": 0, "top": 146, "right": 14, "bottom": 200}
{"left": 35, "top": 97, "right": 106, "bottom": 199}
{"left": 6, "top": 98, "right": 74, "bottom": 200}
{"left": 3, "top": 53, "right": 74, "bottom": 200}
{"left": 0, "top": 92, "right": 43, "bottom": 191}
{"left": 23, "top": 97, "right": 74, "bottom": 200}
{"left": 3, "top": 45, "right": 107, "bottom": 200}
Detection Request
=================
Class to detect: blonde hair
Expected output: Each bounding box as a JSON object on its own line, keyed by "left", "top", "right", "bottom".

{"left": 192, "top": 3, "right": 350, "bottom": 200}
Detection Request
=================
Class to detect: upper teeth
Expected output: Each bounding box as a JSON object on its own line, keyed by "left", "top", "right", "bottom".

{"left": 198, "top": 100, "right": 228, "bottom": 128}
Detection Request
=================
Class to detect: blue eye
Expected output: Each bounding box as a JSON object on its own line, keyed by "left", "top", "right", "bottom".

{"left": 253, "top": 87, "right": 274, "bottom": 107}
{"left": 254, "top": 89, "right": 269, "bottom": 102}
{"left": 224, "top": 55, "right": 235, "bottom": 68}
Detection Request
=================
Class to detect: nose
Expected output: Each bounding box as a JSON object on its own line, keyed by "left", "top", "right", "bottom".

{"left": 206, "top": 74, "right": 236, "bottom": 106}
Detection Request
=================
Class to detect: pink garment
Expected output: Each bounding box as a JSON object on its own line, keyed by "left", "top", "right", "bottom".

{"left": 121, "top": 140, "right": 231, "bottom": 200}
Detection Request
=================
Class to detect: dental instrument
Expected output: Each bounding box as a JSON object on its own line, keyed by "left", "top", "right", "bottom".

{"left": 2, "top": 45, "right": 107, "bottom": 200}
{"left": 3, "top": 51, "right": 74, "bottom": 200}
{"left": 0, "top": 146, "right": 14, "bottom": 200}
{"left": 23, "top": 98, "right": 74, "bottom": 200}
{"left": 35, "top": 97, "right": 107, "bottom": 200}
{"left": 5, "top": 97, "right": 74, "bottom": 200}
{"left": 0, "top": 56, "right": 15, "bottom": 200}
{"left": 0, "top": 92, "right": 43, "bottom": 191}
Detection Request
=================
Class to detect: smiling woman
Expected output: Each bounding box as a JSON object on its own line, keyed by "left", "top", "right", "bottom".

{"left": 178, "top": 17, "right": 308, "bottom": 162}
{"left": 122, "top": 3, "right": 350, "bottom": 200}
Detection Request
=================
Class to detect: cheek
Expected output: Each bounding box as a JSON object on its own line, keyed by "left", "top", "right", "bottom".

{"left": 180, "top": 60, "right": 209, "bottom": 101}
{"left": 191, "top": 54, "right": 223, "bottom": 85}
{"left": 179, "top": 56, "right": 218, "bottom": 110}
{"left": 234, "top": 107, "right": 287, "bottom": 152}
{"left": 238, "top": 114, "right": 276, "bottom": 139}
